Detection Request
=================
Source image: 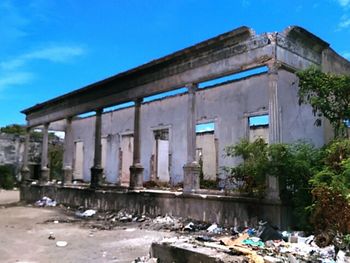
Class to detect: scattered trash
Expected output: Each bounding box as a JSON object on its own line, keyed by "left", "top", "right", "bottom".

{"left": 256, "top": 220, "right": 283, "bottom": 242}
{"left": 206, "top": 223, "right": 222, "bottom": 234}
{"left": 132, "top": 256, "right": 158, "bottom": 263}
{"left": 337, "top": 250, "right": 350, "bottom": 262}
{"left": 75, "top": 208, "right": 96, "bottom": 218}
{"left": 184, "top": 222, "right": 195, "bottom": 231}
{"left": 56, "top": 241, "right": 68, "bottom": 247}
{"left": 207, "top": 223, "right": 218, "bottom": 232}
{"left": 35, "top": 202, "right": 349, "bottom": 262}
{"left": 35, "top": 196, "right": 57, "bottom": 207}
{"left": 48, "top": 232, "right": 55, "bottom": 240}
{"left": 124, "top": 228, "right": 136, "bottom": 232}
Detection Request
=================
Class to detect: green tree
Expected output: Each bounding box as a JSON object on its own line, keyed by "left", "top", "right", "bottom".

{"left": 297, "top": 67, "right": 350, "bottom": 138}
{"left": 0, "top": 124, "right": 25, "bottom": 135}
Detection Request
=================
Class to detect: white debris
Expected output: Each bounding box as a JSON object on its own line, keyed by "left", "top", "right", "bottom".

{"left": 35, "top": 196, "right": 57, "bottom": 207}
{"left": 207, "top": 223, "right": 218, "bottom": 232}
{"left": 56, "top": 241, "right": 68, "bottom": 247}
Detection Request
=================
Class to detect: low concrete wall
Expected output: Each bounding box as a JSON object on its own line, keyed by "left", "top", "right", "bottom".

{"left": 20, "top": 185, "right": 292, "bottom": 229}
{"left": 151, "top": 241, "right": 246, "bottom": 263}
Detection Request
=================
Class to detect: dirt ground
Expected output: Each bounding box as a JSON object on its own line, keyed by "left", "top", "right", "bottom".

{"left": 0, "top": 190, "right": 174, "bottom": 263}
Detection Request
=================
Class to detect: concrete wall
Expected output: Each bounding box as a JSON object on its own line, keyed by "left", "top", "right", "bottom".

{"left": 69, "top": 69, "right": 330, "bottom": 184}
{"left": 21, "top": 185, "right": 292, "bottom": 229}
{"left": 277, "top": 69, "right": 325, "bottom": 147}
{"left": 322, "top": 48, "right": 350, "bottom": 75}
{"left": 196, "top": 132, "right": 217, "bottom": 181}
{"left": 70, "top": 73, "right": 272, "bottom": 184}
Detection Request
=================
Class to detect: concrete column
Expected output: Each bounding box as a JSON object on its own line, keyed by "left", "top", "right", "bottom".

{"left": 21, "top": 127, "right": 31, "bottom": 183}
{"left": 268, "top": 62, "right": 281, "bottom": 143}
{"left": 129, "top": 98, "right": 144, "bottom": 189}
{"left": 183, "top": 83, "right": 200, "bottom": 193}
{"left": 40, "top": 123, "right": 50, "bottom": 183}
{"left": 91, "top": 109, "right": 103, "bottom": 189}
{"left": 62, "top": 117, "right": 73, "bottom": 185}
{"left": 267, "top": 62, "right": 281, "bottom": 200}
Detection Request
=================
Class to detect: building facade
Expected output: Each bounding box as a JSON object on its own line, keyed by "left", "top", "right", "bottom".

{"left": 21, "top": 26, "right": 350, "bottom": 191}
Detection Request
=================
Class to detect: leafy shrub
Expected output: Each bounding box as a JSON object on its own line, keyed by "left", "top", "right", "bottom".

{"left": 0, "top": 165, "right": 15, "bottom": 189}
{"left": 224, "top": 139, "right": 322, "bottom": 229}
{"left": 224, "top": 138, "right": 269, "bottom": 196}
{"left": 309, "top": 139, "right": 350, "bottom": 234}
{"left": 310, "top": 186, "right": 350, "bottom": 234}
{"left": 49, "top": 142, "right": 63, "bottom": 181}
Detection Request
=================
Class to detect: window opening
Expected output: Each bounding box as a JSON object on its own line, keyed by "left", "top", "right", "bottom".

{"left": 104, "top": 101, "right": 135, "bottom": 113}
{"left": 196, "top": 122, "right": 215, "bottom": 133}
{"left": 249, "top": 114, "right": 269, "bottom": 127}
{"left": 144, "top": 87, "right": 187, "bottom": 103}
{"left": 199, "top": 66, "right": 268, "bottom": 89}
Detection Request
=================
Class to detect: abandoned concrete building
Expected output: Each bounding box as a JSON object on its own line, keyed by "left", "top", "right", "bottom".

{"left": 0, "top": 133, "right": 43, "bottom": 180}
{"left": 20, "top": 26, "right": 350, "bottom": 228}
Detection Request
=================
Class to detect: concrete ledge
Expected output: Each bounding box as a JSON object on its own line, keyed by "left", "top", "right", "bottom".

{"left": 151, "top": 240, "right": 246, "bottom": 263}
{"left": 20, "top": 184, "right": 292, "bottom": 228}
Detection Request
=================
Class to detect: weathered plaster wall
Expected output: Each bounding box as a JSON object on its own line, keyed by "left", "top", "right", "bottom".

{"left": 21, "top": 185, "right": 292, "bottom": 229}
{"left": 322, "top": 48, "right": 350, "bottom": 75}
{"left": 277, "top": 70, "right": 325, "bottom": 147}
{"left": 196, "top": 132, "right": 217, "bottom": 180}
{"left": 70, "top": 73, "right": 272, "bottom": 184}
{"left": 196, "top": 74, "right": 270, "bottom": 171}
{"left": 68, "top": 66, "right": 339, "bottom": 185}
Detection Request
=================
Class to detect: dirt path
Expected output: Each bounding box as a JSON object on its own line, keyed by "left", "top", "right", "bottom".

{"left": 0, "top": 191, "right": 173, "bottom": 263}
{"left": 0, "top": 189, "right": 19, "bottom": 204}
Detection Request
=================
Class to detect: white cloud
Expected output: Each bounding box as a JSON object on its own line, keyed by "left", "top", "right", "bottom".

{"left": 337, "top": 0, "right": 350, "bottom": 7}
{"left": 337, "top": 15, "right": 350, "bottom": 30}
{"left": 0, "top": 72, "right": 34, "bottom": 91}
{"left": 24, "top": 46, "right": 85, "bottom": 62}
{"left": 0, "top": 45, "right": 85, "bottom": 70}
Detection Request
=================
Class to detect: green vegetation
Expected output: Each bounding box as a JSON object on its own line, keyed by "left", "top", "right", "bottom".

{"left": 49, "top": 142, "right": 64, "bottom": 181}
{"left": 0, "top": 165, "right": 15, "bottom": 189}
{"left": 297, "top": 66, "right": 350, "bottom": 138}
{"left": 224, "top": 139, "right": 321, "bottom": 229}
{"left": 223, "top": 67, "right": 350, "bottom": 232}
{"left": 0, "top": 124, "right": 26, "bottom": 135}
{"left": 224, "top": 138, "right": 350, "bottom": 232}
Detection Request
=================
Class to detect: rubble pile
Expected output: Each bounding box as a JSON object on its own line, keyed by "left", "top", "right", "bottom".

{"left": 153, "top": 220, "right": 350, "bottom": 263}
{"left": 34, "top": 198, "right": 350, "bottom": 262}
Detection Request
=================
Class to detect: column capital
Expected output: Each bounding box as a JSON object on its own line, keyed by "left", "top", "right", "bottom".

{"left": 43, "top": 122, "right": 50, "bottom": 129}
{"left": 95, "top": 108, "right": 103, "bottom": 115}
{"left": 134, "top": 98, "right": 143, "bottom": 105}
{"left": 186, "top": 83, "right": 198, "bottom": 94}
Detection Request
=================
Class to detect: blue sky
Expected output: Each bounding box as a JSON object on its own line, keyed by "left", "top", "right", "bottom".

{"left": 1, "top": 0, "right": 350, "bottom": 127}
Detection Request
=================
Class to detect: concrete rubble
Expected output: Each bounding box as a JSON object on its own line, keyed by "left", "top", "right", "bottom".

{"left": 32, "top": 197, "right": 350, "bottom": 262}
